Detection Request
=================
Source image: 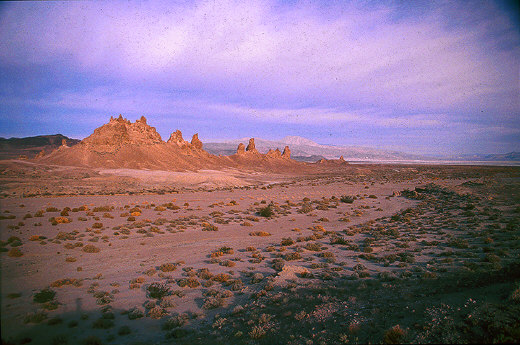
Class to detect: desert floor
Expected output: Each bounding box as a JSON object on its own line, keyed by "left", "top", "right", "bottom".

{"left": 1, "top": 162, "right": 519, "bottom": 344}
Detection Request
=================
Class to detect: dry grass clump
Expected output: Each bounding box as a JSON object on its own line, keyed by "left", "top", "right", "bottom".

{"left": 249, "top": 231, "right": 271, "bottom": 237}
{"left": 212, "top": 273, "right": 230, "bottom": 283}
{"left": 304, "top": 242, "right": 323, "bottom": 251}
{"left": 92, "top": 206, "right": 114, "bottom": 212}
{"left": 284, "top": 252, "right": 302, "bottom": 261}
{"left": 129, "top": 277, "right": 145, "bottom": 289}
{"left": 33, "top": 288, "right": 56, "bottom": 303}
{"left": 258, "top": 206, "right": 274, "bottom": 217}
{"left": 202, "top": 296, "right": 226, "bottom": 309}
{"left": 29, "top": 235, "right": 46, "bottom": 241}
{"left": 298, "top": 202, "right": 313, "bottom": 213}
{"left": 146, "top": 283, "right": 171, "bottom": 299}
{"left": 220, "top": 260, "right": 236, "bottom": 267}
{"left": 383, "top": 324, "right": 406, "bottom": 344}
{"left": 159, "top": 263, "right": 178, "bottom": 272}
{"left": 177, "top": 277, "right": 200, "bottom": 288}
{"left": 82, "top": 244, "right": 100, "bottom": 253}
{"left": 50, "top": 216, "right": 71, "bottom": 225}
{"left": 340, "top": 195, "right": 355, "bottom": 203}
{"left": 202, "top": 222, "right": 219, "bottom": 231}
{"left": 51, "top": 278, "right": 82, "bottom": 288}
{"left": 7, "top": 247, "right": 23, "bottom": 257}
{"left": 162, "top": 313, "right": 189, "bottom": 330}
{"left": 24, "top": 311, "right": 48, "bottom": 324}
{"left": 127, "top": 307, "right": 144, "bottom": 320}
{"left": 281, "top": 237, "right": 295, "bottom": 246}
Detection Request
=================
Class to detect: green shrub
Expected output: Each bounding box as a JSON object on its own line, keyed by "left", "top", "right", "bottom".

{"left": 33, "top": 288, "right": 56, "bottom": 303}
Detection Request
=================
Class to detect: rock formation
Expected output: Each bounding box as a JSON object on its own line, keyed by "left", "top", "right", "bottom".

{"left": 61, "top": 139, "right": 68, "bottom": 147}
{"left": 82, "top": 115, "right": 162, "bottom": 149}
{"left": 191, "top": 134, "right": 203, "bottom": 150}
{"left": 36, "top": 115, "right": 308, "bottom": 172}
{"left": 282, "top": 146, "right": 291, "bottom": 159}
{"left": 246, "top": 138, "right": 258, "bottom": 154}
{"left": 167, "top": 130, "right": 187, "bottom": 147}
{"left": 266, "top": 148, "right": 282, "bottom": 158}
{"left": 236, "top": 143, "right": 245, "bottom": 155}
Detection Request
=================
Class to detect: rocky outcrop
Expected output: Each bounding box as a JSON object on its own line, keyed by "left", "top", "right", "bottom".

{"left": 236, "top": 143, "right": 245, "bottom": 155}
{"left": 246, "top": 138, "right": 258, "bottom": 154}
{"left": 61, "top": 139, "right": 68, "bottom": 147}
{"left": 167, "top": 130, "right": 188, "bottom": 147}
{"left": 266, "top": 148, "right": 282, "bottom": 158}
{"left": 282, "top": 146, "right": 291, "bottom": 159}
{"left": 191, "top": 134, "right": 203, "bottom": 150}
{"left": 82, "top": 115, "right": 162, "bottom": 149}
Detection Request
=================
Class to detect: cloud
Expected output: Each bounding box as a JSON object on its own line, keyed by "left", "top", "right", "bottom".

{"left": 0, "top": 0, "right": 518, "bottom": 154}
{"left": 1, "top": 0, "right": 518, "bottom": 115}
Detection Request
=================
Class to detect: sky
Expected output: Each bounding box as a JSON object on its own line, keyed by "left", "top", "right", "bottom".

{"left": 0, "top": 0, "right": 518, "bottom": 155}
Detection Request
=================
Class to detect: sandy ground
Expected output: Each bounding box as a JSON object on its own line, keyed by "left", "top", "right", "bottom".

{"left": 1, "top": 163, "right": 519, "bottom": 344}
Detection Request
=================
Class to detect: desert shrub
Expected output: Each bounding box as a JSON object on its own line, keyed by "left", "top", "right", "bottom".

{"left": 383, "top": 324, "right": 406, "bottom": 344}
{"left": 82, "top": 336, "right": 103, "bottom": 345}
{"left": 220, "top": 260, "right": 236, "bottom": 267}
{"left": 448, "top": 238, "right": 469, "bottom": 249}
{"left": 7, "top": 248, "right": 23, "bottom": 257}
{"left": 258, "top": 206, "right": 273, "bottom": 217}
{"left": 162, "top": 314, "right": 189, "bottom": 330}
{"left": 203, "top": 296, "right": 225, "bottom": 309}
{"left": 271, "top": 258, "right": 285, "bottom": 271}
{"left": 128, "top": 307, "right": 144, "bottom": 320}
{"left": 340, "top": 195, "right": 355, "bottom": 203}
{"left": 330, "top": 237, "right": 349, "bottom": 245}
{"left": 484, "top": 253, "right": 501, "bottom": 263}
{"left": 24, "top": 311, "right": 48, "bottom": 324}
{"left": 51, "top": 278, "right": 82, "bottom": 287}
{"left": 82, "top": 245, "right": 100, "bottom": 253}
{"left": 304, "top": 242, "right": 323, "bottom": 251}
{"left": 33, "top": 288, "right": 56, "bottom": 303}
{"left": 251, "top": 273, "right": 264, "bottom": 283}
{"left": 92, "top": 222, "right": 103, "bottom": 229}
{"left": 46, "top": 207, "right": 59, "bottom": 212}
{"left": 249, "top": 231, "right": 271, "bottom": 237}
{"left": 281, "top": 237, "right": 295, "bottom": 246}
{"left": 92, "top": 318, "right": 114, "bottom": 329}
{"left": 202, "top": 222, "right": 219, "bottom": 231}
{"left": 368, "top": 195, "right": 378, "bottom": 199}
{"left": 93, "top": 206, "right": 113, "bottom": 212}
{"left": 284, "top": 252, "right": 302, "bottom": 261}
{"left": 147, "top": 283, "right": 171, "bottom": 299}
{"left": 148, "top": 306, "right": 166, "bottom": 319}
{"left": 51, "top": 217, "right": 71, "bottom": 224}
{"left": 249, "top": 325, "right": 267, "bottom": 339}
{"left": 298, "top": 202, "right": 313, "bottom": 213}
{"left": 212, "top": 273, "right": 230, "bottom": 283}
{"left": 118, "top": 325, "right": 131, "bottom": 335}
{"left": 177, "top": 277, "right": 200, "bottom": 288}
{"left": 159, "top": 263, "right": 178, "bottom": 272}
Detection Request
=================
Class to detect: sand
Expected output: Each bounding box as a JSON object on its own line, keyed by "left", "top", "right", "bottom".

{"left": 1, "top": 163, "right": 519, "bottom": 344}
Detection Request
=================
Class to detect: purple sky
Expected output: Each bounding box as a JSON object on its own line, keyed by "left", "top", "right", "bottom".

{"left": 0, "top": 0, "right": 518, "bottom": 154}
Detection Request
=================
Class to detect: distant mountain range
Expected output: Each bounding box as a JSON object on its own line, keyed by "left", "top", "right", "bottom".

{"left": 205, "top": 136, "right": 520, "bottom": 163}
{"left": 206, "top": 136, "right": 423, "bottom": 161}
{"left": 1, "top": 133, "right": 518, "bottom": 163}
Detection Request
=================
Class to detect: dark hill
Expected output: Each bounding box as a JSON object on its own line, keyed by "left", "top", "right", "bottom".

{"left": 0, "top": 134, "right": 80, "bottom": 159}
